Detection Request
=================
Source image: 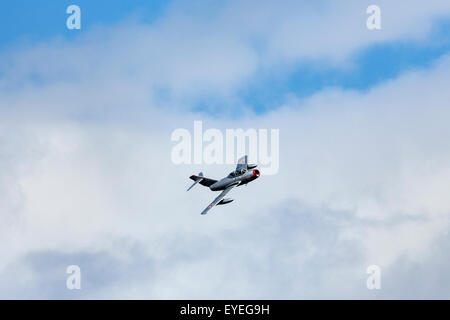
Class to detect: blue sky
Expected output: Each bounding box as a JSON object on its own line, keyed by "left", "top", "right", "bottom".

{"left": 0, "top": 1, "right": 169, "bottom": 48}
{"left": 241, "top": 21, "right": 450, "bottom": 112}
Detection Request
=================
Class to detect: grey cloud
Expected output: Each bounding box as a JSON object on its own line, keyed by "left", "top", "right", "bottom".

{"left": 0, "top": 240, "right": 155, "bottom": 299}
{"left": 0, "top": 202, "right": 364, "bottom": 299}
{"left": 2, "top": 199, "right": 449, "bottom": 299}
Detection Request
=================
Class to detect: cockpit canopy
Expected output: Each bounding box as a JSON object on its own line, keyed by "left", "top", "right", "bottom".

{"left": 228, "top": 168, "right": 247, "bottom": 177}
{"left": 238, "top": 168, "right": 247, "bottom": 175}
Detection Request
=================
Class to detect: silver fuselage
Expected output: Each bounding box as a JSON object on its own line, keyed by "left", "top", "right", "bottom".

{"left": 210, "top": 169, "right": 260, "bottom": 191}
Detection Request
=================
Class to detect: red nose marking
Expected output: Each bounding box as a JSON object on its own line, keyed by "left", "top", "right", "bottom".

{"left": 252, "top": 169, "right": 260, "bottom": 177}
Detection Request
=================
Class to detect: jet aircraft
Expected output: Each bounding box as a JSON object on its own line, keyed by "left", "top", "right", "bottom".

{"left": 187, "top": 155, "right": 260, "bottom": 215}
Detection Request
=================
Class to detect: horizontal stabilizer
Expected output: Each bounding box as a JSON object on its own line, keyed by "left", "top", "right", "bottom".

{"left": 187, "top": 172, "right": 203, "bottom": 191}
{"left": 189, "top": 173, "right": 217, "bottom": 188}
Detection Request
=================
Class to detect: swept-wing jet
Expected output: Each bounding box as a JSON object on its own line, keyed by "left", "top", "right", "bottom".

{"left": 187, "top": 155, "right": 260, "bottom": 215}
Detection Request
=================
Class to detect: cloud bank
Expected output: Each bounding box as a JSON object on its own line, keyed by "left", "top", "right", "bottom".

{"left": 0, "top": 0, "right": 450, "bottom": 298}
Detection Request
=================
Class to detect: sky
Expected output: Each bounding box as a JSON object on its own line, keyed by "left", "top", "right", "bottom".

{"left": 0, "top": 0, "right": 450, "bottom": 299}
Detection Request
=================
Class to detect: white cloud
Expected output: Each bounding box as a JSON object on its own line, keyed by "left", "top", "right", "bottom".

{"left": 0, "top": 1, "right": 450, "bottom": 298}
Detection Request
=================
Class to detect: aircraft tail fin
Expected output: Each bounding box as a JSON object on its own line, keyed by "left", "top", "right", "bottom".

{"left": 236, "top": 155, "right": 248, "bottom": 172}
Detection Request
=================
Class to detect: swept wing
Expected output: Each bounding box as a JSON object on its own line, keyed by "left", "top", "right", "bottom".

{"left": 201, "top": 183, "right": 239, "bottom": 215}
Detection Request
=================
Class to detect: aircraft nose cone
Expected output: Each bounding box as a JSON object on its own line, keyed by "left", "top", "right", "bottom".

{"left": 252, "top": 169, "right": 260, "bottom": 178}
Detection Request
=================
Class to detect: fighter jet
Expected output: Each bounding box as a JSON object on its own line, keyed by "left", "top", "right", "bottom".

{"left": 187, "top": 155, "right": 260, "bottom": 215}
